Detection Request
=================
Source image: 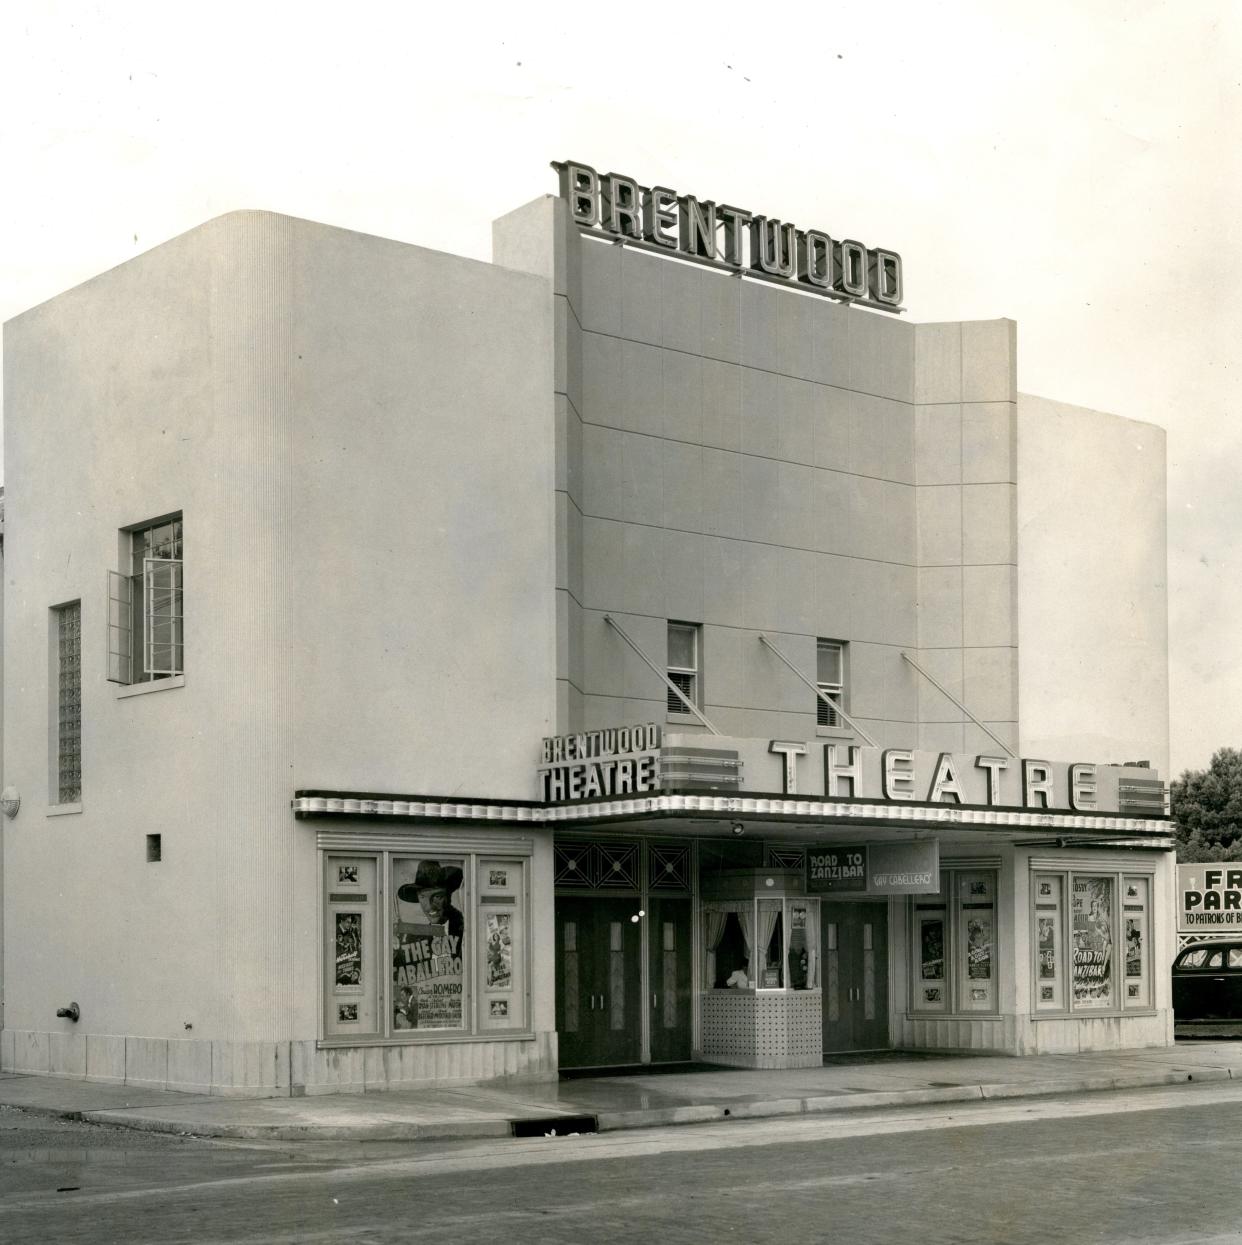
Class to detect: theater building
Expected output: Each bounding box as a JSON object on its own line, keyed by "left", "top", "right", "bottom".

{"left": 0, "top": 163, "right": 1171, "bottom": 1094}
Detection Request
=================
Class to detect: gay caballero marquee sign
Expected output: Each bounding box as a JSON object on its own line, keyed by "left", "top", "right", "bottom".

{"left": 553, "top": 159, "right": 903, "bottom": 313}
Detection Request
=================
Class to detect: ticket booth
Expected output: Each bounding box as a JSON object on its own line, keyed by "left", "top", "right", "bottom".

{"left": 700, "top": 869, "right": 823, "bottom": 1068}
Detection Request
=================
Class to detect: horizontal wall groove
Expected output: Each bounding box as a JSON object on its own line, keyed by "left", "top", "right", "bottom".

{"left": 575, "top": 325, "right": 911, "bottom": 408}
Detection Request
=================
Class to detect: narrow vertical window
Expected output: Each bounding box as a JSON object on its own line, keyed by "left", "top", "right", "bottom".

{"left": 54, "top": 602, "right": 82, "bottom": 805}
{"left": 816, "top": 639, "right": 845, "bottom": 727}
{"left": 108, "top": 515, "right": 183, "bottom": 685}
{"left": 667, "top": 622, "right": 699, "bottom": 714}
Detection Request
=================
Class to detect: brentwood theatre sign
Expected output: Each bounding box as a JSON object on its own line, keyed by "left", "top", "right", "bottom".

{"left": 1178, "top": 863, "right": 1242, "bottom": 934}
{"left": 553, "top": 159, "right": 903, "bottom": 313}
{"left": 537, "top": 735, "right": 1156, "bottom": 815}
{"left": 539, "top": 723, "right": 661, "bottom": 802}
{"left": 808, "top": 840, "right": 940, "bottom": 896}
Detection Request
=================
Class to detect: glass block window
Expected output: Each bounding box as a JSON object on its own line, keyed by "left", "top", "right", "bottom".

{"left": 55, "top": 602, "right": 82, "bottom": 804}
{"left": 667, "top": 622, "right": 699, "bottom": 714}
{"left": 816, "top": 640, "right": 844, "bottom": 727}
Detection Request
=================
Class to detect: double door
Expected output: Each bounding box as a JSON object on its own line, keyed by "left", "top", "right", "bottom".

{"left": 822, "top": 901, "right": 889, "bottom": 1053}
{"left": 555, "top": 895, "right": 692, "bottom": 1070}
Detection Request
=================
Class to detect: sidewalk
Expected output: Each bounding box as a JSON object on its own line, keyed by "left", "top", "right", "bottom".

{"left": 2, "top": 1041, "right": 1240, "bottom": 1142}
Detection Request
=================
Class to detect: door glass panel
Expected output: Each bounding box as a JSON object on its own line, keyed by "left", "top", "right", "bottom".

{"left": 563, "top": 921, "right": 579, "bottom": 1032}
{"left": 863, "top": 926, "right": 875, "bottom": 1020}
{"left": 662, "top": 921, "right": 677, "bottom": 1028}
{"left": 609, "top": 921, "right": 625, "bottom": 1030}
{"left": 826, "top": 923, "right": 840, "bottom": 1021}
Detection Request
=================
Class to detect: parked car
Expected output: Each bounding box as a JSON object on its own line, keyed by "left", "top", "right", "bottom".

{"left": 1172, "top": 942, "right": 1242, "bottom": 1020}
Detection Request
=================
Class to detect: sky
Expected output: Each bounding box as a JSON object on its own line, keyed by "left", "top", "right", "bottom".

{"left": 0, "top": 0, "right": 1237, "bottom": 779}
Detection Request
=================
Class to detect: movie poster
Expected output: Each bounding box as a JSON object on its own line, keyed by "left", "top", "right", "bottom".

{"left": 1072, "top": 876, "right": 1113, "bottom": 1005}
{"left": 335, "top": 913, "right": 362, "bottom": 987}
{"left": 1038, "top": 916, "right": 1057, "bottom": 980}
{"left": 920, "top": 919, "right": 944, "bottom": 981}
{"left": 1125, "top": 917, "right": 1143, "bottom": 977}
{"left": 391, "top": 858, "right": 466, "bottom": 1030}
{"left": 485, "top": 912, "right": 513, "bottom": 990}
{"left": 966, "top": 915, "right": 993, "bottom": 980}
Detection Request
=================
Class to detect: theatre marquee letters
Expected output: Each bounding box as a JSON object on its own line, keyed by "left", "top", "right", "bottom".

{"left": 781, "top": 744, "right": 1100, "bottom": 811}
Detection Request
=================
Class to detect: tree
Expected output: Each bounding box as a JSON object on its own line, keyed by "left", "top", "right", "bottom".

{"left": 1171, "top": 748, "right": 1242, "bottom": 861}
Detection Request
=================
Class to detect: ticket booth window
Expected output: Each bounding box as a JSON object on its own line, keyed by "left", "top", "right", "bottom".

{"left": 704, "top": 892, "right": 819, "bottom": 992}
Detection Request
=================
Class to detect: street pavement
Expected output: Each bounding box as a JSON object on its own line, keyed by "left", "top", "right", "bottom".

{"left": 2, "top": 1038, "right": 1242, "bottom": 1141}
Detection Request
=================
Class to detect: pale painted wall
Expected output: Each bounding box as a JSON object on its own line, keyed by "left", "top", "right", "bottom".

{"left": 2, "top": 211, "right": 558, "bottom": 1084}
{"left": 912, "top": 320, "right": 1019, "bottom": 756}
{"left": 1017, "top": 394, "right": 1169, "bottom": 776}
{"left": 494, "top": 197, "right": 1019, "bottom": 756}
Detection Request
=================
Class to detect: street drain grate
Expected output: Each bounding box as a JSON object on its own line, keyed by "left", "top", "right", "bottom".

{"left": 511, "top": 1114, "right": 599, "bottom": 1137}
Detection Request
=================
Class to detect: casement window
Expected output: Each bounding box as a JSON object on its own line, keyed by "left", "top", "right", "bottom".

{"left": 108, "top": 516, "right": 183, "bottom": 685}
{"left": 816, "top": 639, "right": 845, "bottom": 727}
{"left": 911, "top": 868, "right": 998, "bottom": 1014}
{"left": 321, "top": 848, "right": 530, "bottom": 1041}
{"left": 51, "top": 601, "right": 82, "bottom": 805}
{"left": 1032, "top": 869, "right": 1153, "bottom": 1014}
{"left": 667, "top": 622, "right": 700, "bottom": 715}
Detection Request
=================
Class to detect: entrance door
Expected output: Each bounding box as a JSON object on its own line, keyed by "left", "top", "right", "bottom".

{"left": 647, "top": 897, "right": 693, "bottom": 1065}
{"left": 555, "top": 896, "right": 643, "bottom": 1069}
{"left": 822, "top": 901, "right": 889, "bottom": 1054}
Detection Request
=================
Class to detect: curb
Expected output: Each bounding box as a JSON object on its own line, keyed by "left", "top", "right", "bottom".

{"left": 37, "top": 1067, "right": 1234, "bottom": 1142}
{"left": 78, "top": 1110, "right": 516, "bottom": 1142}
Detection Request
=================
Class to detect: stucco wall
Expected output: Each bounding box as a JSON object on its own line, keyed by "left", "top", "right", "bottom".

{"left": 2, "top": 211, "right": 558, "bottom": 1079}
{"left": 495, "top": 197, "right": 1019, "bottom": 754}
{"left": 1017, "top": 394, "right": 1169, "bottom": 774}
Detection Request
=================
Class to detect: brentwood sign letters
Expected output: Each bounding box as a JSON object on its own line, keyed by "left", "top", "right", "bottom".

{"left": 554, "top": 159, "right": 903, "bottom": 312}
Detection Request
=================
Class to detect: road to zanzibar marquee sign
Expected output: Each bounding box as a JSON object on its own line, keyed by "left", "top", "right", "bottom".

{"left": 553, "top": 160, "right": 904, "bottom": 313}
{"left": 1178, "top": 863, "right": 1242, "bottom": 935}
{"left": 808, "top": 840, "right": 940, "bottom": 896}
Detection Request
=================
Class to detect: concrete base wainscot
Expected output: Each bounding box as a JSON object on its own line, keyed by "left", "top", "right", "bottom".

{"left": 1, "top": 1029, "right": 559, "bottom": 1097}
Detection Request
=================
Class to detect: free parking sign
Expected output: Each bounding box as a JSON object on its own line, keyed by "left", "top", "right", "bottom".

{"left": 1178, "top": 863, "right": 1242, "bottom": 934}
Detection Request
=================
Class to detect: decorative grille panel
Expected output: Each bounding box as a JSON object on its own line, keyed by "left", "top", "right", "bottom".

{"left": 766, "top": 848, "right": 806, "bottom": 870}
{"left": 594, "top": 843, "right": 640, "bottom": 890}
{"left": 649, "top": 844, "right": 691, "bottom": 891}
{"left": 554, "top": 841, "right": 640, "bottom": 892}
